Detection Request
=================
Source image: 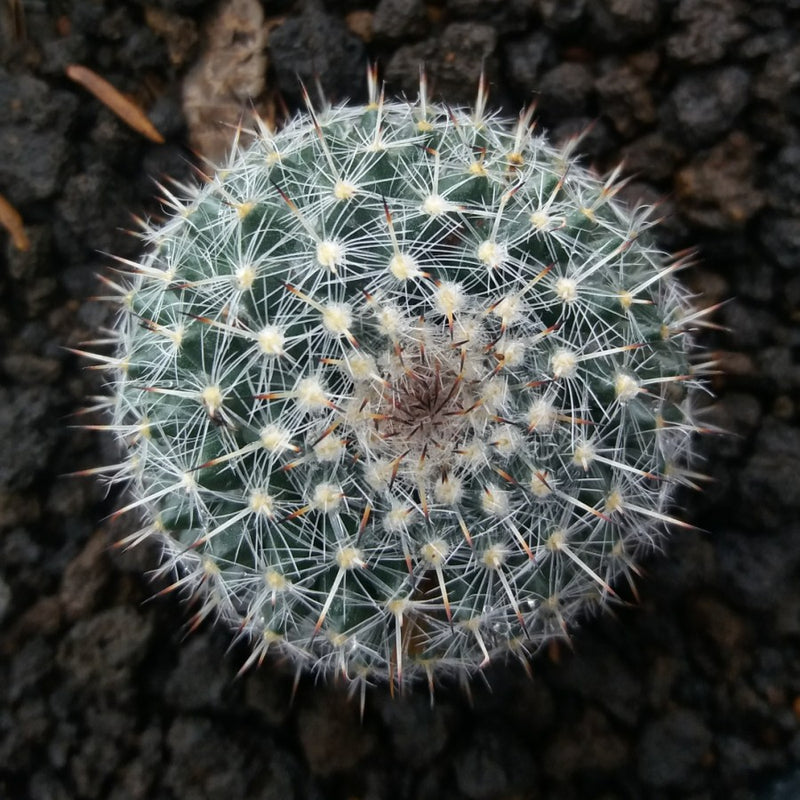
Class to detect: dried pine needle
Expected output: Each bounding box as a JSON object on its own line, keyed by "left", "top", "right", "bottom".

{"left": 66, "top": 64, "right": 165, "bottom": 144}
{"left": 9, "top": 0, "right": 26, "bottom": 40}
{"left": 0, "top": 193, "right": 30, "bottom": 252}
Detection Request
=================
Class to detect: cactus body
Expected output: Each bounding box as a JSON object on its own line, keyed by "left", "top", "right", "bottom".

{"left": 98, "top": 77, "right": 705, "bottom": 687}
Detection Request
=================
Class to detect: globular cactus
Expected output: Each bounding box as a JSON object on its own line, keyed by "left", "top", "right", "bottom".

{"left": 84, "top": 71, "right": 710, "bottom": 692}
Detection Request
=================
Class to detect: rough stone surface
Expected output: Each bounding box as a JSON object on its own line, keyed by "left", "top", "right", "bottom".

{"left": 180, "top": 0, "right": 268, "bottom": 163}
{"left": 667, "top": 66, "right": 751, "bottom": 146}
{"left": 2, "top": 1, "right": 800, "bottom": 798}
{"left": 595, "top": 59, "right": 657, "bottom": 137}
{"left": 163, "top": 633, "right": 235, "bottom": 710}
{"left": 377, "top": 694, "right": 452, "bottom": 766}
{"left": 504, "top": 31, "right": 553, "bottom": 94}
{"left": 165, "top": 717, "right": 248, "bottom": 800}
{"left": 766, "top": 144, "right": 800, "bottom": 215}
{"left": 667, "top": 0, "right": 748, "bottom": 65}
{"left": 537, "top": 61, "right": 595, "bottom": 118}
{"left": 56, "top": 606, "right": 155, "bottom": 693}
{"left": 536, "top": 0, "right": 586, "bottom": 31}
{"left": 58, "top": 530, "right": 112, "bottom": 622}
{"left": 371, "top": 0, "right": 427, "bottom": 41}
{"left": 453, "top": 727, "right": 537, "bottom": 800}
{"left": 0, "top": 387, "right": 56, "bottom": 490}
{"left": 737, "top": 421, "right": 800, "bottom": 529}
{"left": 587, "top": 0, "right": 661, "bottom": 44}
{"left": 542, "top": 708, "right": 630, "bottom": 777}
{"left": 295, "top": 693, "right": 374, "bottom": 777}
{"left": 0, "top": 72, "right": 77, "bottom": 204}
{"left": 385, "top": 22, "right": 500, "bottom": 106}
{"left": 760, "top": 215, "right": 800, "bottom": 271}
{"left": 637, "top": 708, "right": 713, "bottom": 787}
{"left": 268, "top": 6, "right": 366, "bottom": 106}
{"left": 675, "top": 132, "right": 764, "bottom": 229}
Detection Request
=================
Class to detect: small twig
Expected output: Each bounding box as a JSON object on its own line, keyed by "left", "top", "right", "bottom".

{"left": 65, "top": 64, "right": 165, "bottom": 144}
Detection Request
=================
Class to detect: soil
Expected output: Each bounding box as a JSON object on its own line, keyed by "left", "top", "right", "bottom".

{"left": 1, "top": 1, "right": 800, "bottom": 799}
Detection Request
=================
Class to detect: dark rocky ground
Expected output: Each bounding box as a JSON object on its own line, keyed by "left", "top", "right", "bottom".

{"left": 1, "top": 0, "right": 800, "bottom": 798}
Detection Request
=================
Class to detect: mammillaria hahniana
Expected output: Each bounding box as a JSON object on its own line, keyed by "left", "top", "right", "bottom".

{"left": 80, "top": 71, "right": 712, "bottom": 695}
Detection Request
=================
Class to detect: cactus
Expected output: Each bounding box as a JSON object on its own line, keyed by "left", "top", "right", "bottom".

{"left": 84, "top": 71, "right": 709, "bottom": 692}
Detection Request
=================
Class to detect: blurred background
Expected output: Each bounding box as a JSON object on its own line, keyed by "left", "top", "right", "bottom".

{"left": 1, "top": 1, "right": 799, "bottom": 798}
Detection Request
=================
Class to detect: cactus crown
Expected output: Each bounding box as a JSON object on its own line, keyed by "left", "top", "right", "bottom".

{"left": 91, "top": 70, "right": 707, "bottom": 691}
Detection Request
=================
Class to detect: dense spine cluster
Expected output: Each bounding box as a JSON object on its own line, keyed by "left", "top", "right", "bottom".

{"left": 84, "top": 73, "right": 709, "bottom": 691}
